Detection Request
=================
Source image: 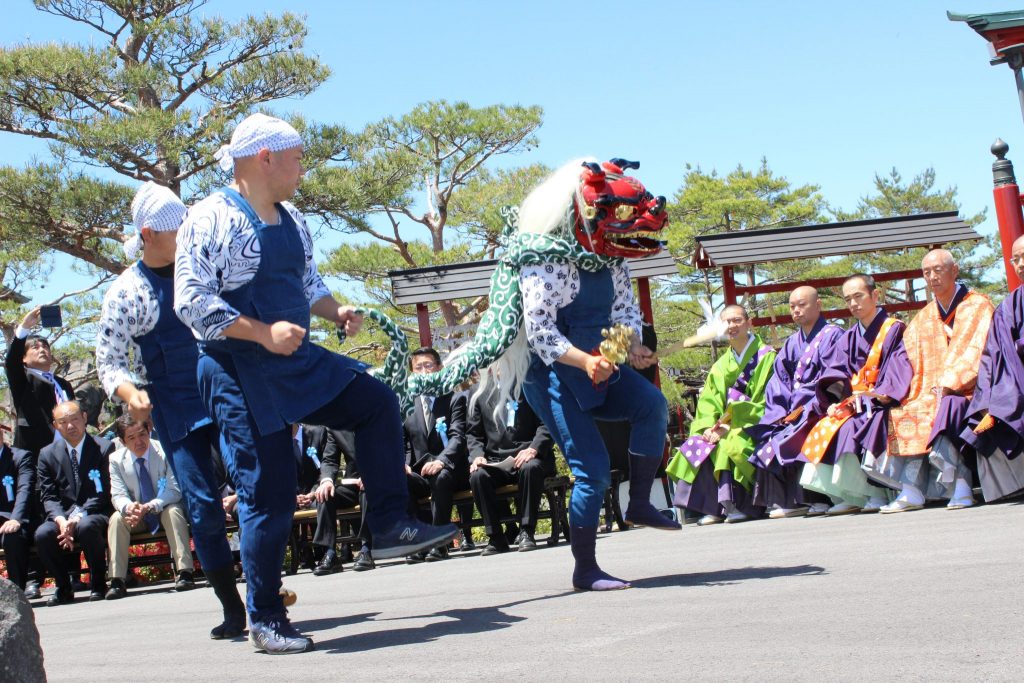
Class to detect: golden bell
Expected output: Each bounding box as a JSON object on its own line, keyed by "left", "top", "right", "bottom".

{"left": 598, "top": 324, "right": 635, "bottom": 365}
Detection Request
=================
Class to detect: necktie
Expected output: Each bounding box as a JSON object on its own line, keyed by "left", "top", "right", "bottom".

{"left": 293, "top": 438, "right": 303, "bottom": 465}
{"left": 135, "top": 459, "right": 161, "bottom": 534}
{"left": 69, "top": 448, "right": 79, "bottom": 488}
{"left": 422, "top": 396, "right": 434, "bottom": 428}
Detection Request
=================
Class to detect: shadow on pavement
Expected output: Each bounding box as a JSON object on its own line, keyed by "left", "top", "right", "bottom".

{"left": 308, "top": 591, "right": 576, "bottom": 654}
{"left": 631, "top": 564, "right": 826, "bottom": 589}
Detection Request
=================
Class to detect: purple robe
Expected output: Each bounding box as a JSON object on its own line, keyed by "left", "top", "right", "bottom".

{"left": 961, "top": 287, "right": 1024, "bottom": 462}
{"left": 812, "top": 310, "right": 912, "bottom": 464}
{"left": 746, "top": 317, "right": 843, "bottom": 466}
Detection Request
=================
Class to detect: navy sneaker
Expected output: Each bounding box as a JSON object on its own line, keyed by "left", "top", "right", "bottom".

{"left": 372, "top": 518, "right": 459, "bottom": 560}
{"left": 249, "top": 617, "right": 314, "bottom": 655}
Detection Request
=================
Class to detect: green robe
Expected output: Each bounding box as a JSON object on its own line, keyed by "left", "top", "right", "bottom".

{"left": 667, "top": 334, "right": 776, "bottom": 490}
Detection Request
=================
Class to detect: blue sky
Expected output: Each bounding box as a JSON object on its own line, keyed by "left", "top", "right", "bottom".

{"left": 3, "top": 0, "right": 1024, "bottom": 303}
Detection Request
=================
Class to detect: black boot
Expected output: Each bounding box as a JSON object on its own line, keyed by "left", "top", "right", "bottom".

{"left": 569, "top": 526, "right": 630, "bottom": 591}
{"left": 625, "top": 453, "right": 681, "bottom": 530}
{"left": 205, "top": 566, "right": 247, "bottom": 639}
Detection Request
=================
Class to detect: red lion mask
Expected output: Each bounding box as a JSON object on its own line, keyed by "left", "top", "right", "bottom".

{"left": 574, "top": 159, "right": 668, "bottom": 258}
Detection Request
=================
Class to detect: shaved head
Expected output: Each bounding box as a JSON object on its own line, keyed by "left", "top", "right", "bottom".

{"left": 721, "top": 304, "right": 749, "bottom": 321}
{"left": 790, "top": 286, "right": 819, "bottom": 303}
{"left": 1012, "top": 234, "right": 1024, "bottom": 281}
{"left": 789, "top": 286, "right": 822, "bottom": 331}
{"left": 922, "top": 248, "right": 955, "bottom": 269}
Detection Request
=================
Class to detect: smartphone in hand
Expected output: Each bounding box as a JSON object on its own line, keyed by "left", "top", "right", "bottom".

{"left": 39, "top": 305, "right": 63, "bottom": 328}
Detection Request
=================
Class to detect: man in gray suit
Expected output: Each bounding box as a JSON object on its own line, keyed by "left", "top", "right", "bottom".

{"left": 105, "top": 414, "right": 194, "bottom": 599}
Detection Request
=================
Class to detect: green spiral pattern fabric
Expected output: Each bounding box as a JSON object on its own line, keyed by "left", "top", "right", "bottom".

{"left": 359, "top": 226, "right": 623, "bottom": 415}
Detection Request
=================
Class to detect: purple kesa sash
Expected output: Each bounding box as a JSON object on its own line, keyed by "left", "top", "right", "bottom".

{"left": 793, "top": 324, "right": 840, "bottom": 391}
{"left": 681, "top": 345, "right": 772, "bottom": 469}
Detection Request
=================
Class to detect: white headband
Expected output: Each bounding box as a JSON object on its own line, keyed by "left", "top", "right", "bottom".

{"left": 125, "top": 182, "right": 187, "bottom": 260}
{"left": 214, "top": 113, "right": 303, "bottom": 172}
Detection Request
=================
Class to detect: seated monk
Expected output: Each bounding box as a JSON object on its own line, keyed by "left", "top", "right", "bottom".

{"left": 960, "top": 235, "right": 1024, "bottom": 502}
{"left": 747, "top": 286, "right": 842, "bottom": 518}
{"left": 879, "top": 250, "right": 993, "bottom": 512}
{"left": 667, "top": 304, "right": 776, "bottom": 525}
{"left": 799, "top": 274, "right": 912, "bottom": 515}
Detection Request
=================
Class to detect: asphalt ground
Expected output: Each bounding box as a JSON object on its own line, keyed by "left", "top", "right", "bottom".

{"left": 30, "top": 500, "right": 1024, "bottom": 682}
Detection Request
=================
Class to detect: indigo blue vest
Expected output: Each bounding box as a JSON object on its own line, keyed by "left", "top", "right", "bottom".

{"left": 133, "top": 262, "right": 212, "bottom": 444}
{"left": 201, "top": 188, "right": 364, "bottom": 436}
{"left": 549, "top": 267, "right": 616, "bottom": 411}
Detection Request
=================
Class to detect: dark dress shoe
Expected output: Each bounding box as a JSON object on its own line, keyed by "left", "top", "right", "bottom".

{"left": 175, "top": 571, "right": 196, "bottom": 591}
{"left": 47, "top": 588, "right": 75, "bottom": 606}
{"left": 105, "top": 579, "right": 127, "bottom": 600}
{"left": 89, "top": 590, "right": 106, "bottom": 602}
{"left": 405, "top": 550, "right": 427, "bottom": 564}
{"left": 24, "top": 582, "right": 41, "bottom": 600}
{"left": 460, "top": 536, "right": 476, "bottom": 552}
{"left": 352, "top": 550, "right": 376, "bottom": 572}
{"left": 424, "top": 546, "right": 449, "bottom": 562}
{"left": 481, "top": 537, "right": 510, "bottom": 556}
{"left": 312, "top": 551, "right": 341, "bottom": 576}
{"left": 516, "top": 530, "right": 537, "bottom": 552}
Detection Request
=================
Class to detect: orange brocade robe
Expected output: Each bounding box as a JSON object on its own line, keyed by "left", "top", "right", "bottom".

{"left": 888, "top": 290, "right": 994, "bottom": 456}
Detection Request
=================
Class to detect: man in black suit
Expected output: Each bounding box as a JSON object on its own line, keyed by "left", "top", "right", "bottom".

{"left": 4, "top": 307, "right": 75, "bottom": 454}
{"left": 311, "top": 429, "right": 364, "bottom": 575}
{"left": 1, "top": 425, "right": 35, "bottom": 589}
{"left": 467, "top": 379, "right": 555, "bottom": 554}
{"left": 291, "top": 423, "right": 340, "bottom": 572}
{"left": 402, "top": 348, "right": 468, "bottom": 563}
{"left": 34, "top": 401, "right": 114, "bottom": 605}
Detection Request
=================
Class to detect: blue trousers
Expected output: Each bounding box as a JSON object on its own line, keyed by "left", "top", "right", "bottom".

{"left": 198, "top": 353, "right": 296, "bottom": 621}
{"left": 162, "top": 423, "right": 234, "bottom": 573}
{"left": 302, "top": 372, "right": 409, "bottom": 536}
{"left": 524, "top": 360, "right": 668, "bottom": 527}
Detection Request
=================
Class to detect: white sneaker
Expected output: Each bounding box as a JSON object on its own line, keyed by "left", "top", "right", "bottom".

{"left": 768, "top": 507, "right": 807, "bottom": 519}
{"left": 826, "top": 502, "right": 861, "bottom": 516}
{"left": 725, "top": 511, "right": 751, "bottom": 524}
{"left": 861, "top": 496, "right": 890, "bottom": 513}
{"left": 805, "top": 503, "right": 831, "bottom": 517}
{"left": 697, "top": 514, "right": 724, "bottom": 526}
{"left": 879, "top": 498, "right": 923, "bottom": 514}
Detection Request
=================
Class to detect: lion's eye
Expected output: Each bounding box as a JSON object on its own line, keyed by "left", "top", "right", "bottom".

{"left": 614, "top": 205, "right": 635, "bottom": 220}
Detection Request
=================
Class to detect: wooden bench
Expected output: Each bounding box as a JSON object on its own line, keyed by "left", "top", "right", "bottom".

{"left": 429, "top": 475, "right": 572, "bottom": 546}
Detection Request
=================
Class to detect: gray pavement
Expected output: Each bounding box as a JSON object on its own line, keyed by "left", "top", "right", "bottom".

{"left": 31, "top": 501, "right": 1024, "bottom": 682}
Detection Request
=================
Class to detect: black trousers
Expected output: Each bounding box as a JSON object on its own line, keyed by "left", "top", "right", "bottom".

{"left": 0, "top": 525, "right": 30, "bottom": 589}
{"left": 312, "top": 484, "right": 362, "bottom": 549}
{"left": 470, "top": 459, "right": 549, "bottom": 537}
{"left": 35, "top": 514, "right": 108, "bottom": 591}
{"left": 408, "top": 467, "right": 458, "bottom": 526}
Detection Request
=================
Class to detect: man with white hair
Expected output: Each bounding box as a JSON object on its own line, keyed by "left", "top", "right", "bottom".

{"left": 96, "top": 181, "right": 246, "bottom": 638}
{"left": 174, "top": 113, "right": 457, "bottom": 653}
{"left": 880, "top": 249, "right": 993, "bottom": 512}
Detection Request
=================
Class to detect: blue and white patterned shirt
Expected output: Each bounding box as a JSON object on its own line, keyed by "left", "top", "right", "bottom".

{"left": 95, "top": 264, "right": 160, "bottom": 397}
{"left": 520, "top": 262, "right": 642, "bottom": 365}
{"left": 173, "top": 193, "right": 331, "bottom": 341}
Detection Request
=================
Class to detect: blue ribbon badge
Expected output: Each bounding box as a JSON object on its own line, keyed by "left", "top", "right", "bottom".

{"left": 306, "top": 446, "right": 321, "bottom": 469}
{"left": 2, "top": 475, "right": 13, "bottom": 500}
{"left": 157, "top": 477, "right": 167, "bottom": 498}
{"left": 505, "top": 399, "right": 519, "bottom": 429}
{"left": 87, "top": 469, "right": 102, "bottom": 493}
{"left": 435, "top": 417, "right": 449, "bottom": 447}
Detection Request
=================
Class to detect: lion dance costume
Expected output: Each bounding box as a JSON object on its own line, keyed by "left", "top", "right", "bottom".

{"left": 367, "top": 158, "right": 678, "bottom": 590}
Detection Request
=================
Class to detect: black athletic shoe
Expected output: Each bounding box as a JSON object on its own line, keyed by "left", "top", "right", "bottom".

{"left": 516, "top": 530, "right": 537, "bottom": 552}
{"left": 372, "top": 518, "right": 459, "bottom": 560}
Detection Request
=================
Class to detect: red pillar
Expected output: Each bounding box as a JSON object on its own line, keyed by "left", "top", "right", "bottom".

{"left": 992, "top": 139, "right": 1024, "bottom": 291}
{"left": 415, "top": 303, "right": 432, "bottom": 348}
{"left": 722, "top": 266, "right": 738, "bottom": 305}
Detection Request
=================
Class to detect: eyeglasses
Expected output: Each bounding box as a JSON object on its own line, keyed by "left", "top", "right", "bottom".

{"left": 412, "top": 362, "right": 438, "bottom": 371}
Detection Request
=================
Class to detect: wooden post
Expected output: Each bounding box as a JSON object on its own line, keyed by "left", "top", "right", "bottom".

{"left": 992, "top": 139, "right": 1024, "bottom": 291}
{"left": 415, "top": 303, "right": 432, "bottom": 348}
{"left": 722, "top": 266, "right": 738, "bottom": 305}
